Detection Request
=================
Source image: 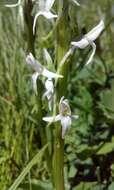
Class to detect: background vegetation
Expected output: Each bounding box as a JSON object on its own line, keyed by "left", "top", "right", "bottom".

{"left": 0, "top": 0, "right": 114, "bottom": 189}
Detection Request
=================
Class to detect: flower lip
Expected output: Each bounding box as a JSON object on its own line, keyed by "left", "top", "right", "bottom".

{"left": 61, "top": 115, "right": 72, "bottom": 138}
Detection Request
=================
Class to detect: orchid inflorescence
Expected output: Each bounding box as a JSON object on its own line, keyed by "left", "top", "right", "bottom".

{"left": 6, "top": 0, "right": 105, "bottom": 138}
{"left": 26, "top": 52, "right": 79, "bottom": 138}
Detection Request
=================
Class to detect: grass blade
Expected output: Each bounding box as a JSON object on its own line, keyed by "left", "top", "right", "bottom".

{"left": 8, "top": 144, "right": 48, "bottom": 190}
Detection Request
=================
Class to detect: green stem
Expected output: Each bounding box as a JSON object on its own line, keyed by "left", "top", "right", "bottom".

{"left": 24, "top": 0, "right": 35, "bottom": 55}
{"left": 53, "top": 124, "right": 64, "bottom": 190}
{"left": 36, "top": 80, "right": 53, "bottom": 176}
{"left": 53, "top": 1, "right": 70, "bottom": 189}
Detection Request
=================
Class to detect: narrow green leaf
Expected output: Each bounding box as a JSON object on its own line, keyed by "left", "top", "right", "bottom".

{"left": 8, "top": 144, "right": 48, "bottom": 190}
{"left": 97, "top": 137, "right": 114, "bottom": 155}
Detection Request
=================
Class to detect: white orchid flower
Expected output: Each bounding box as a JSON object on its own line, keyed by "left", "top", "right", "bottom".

{"left": 5, "top": 0, "right": 21, "bottom": 7}
{"left": 26, "top": 53, "right": 63, "bottom": 94}
{"left": 71, "top": 20, "right": 104, "bottom": 65}
{"left": 43, "top": 96, "right": 79, "bottom": 138}
{"left": 43, "top": 78, "right": 54, "bottom": 110}
{"left": 33, "top": 0, "right": 57, "bottom": 34}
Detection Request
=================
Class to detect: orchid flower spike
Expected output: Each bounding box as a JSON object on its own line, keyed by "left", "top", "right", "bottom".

{"left": 43, "top": 78, "right": 54, "bottom": 110}
{"left": 33, "top": 0, "right": 57, "bottom": 34}
{"left": 5, "top": 0, "right": 21, "bottom": 7}
{"left": 71, "top": 20, "right": 104, "bottom": 65}
{"left": 43, "top": 96, "right": 79, "bottom": 138}
{"left": 26, "top": 53, "right": 63, "bottom": 94}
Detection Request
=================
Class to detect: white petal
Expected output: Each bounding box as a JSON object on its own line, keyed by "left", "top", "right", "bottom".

{"left": 71, "top": 20, "right": 104, "bottom": 49}
{"left": 86, "top": 42, "right": 96, "bottom": 65}
{"left": 26, "top": 53, "right": 43, "bottom": 74}
{"left": 72, "top": 0, "right": 80, "bottom": 6}
{"left": 5, "top": 0, "right": 21, "bottom": 7}
{"left": 46, "top": 0, "right": 55, "bottom": 11}
{"left": 33, "top": 11, "right": 57, "bottom": 34}
{"left": 59, "top": 96, "right": 65, "bottom": 105}
{"left": 32, "top": 72, "right": 39, "bottom": 94}
{"left": 43, "top": 89, "right": 53, "bottom": 111}
{"left": 44, "top": 79, "right": 53, "bottom": 95}
{"left": 33, "top": 12, "right": 42, "bottom": 35}
{"left": 43, "top": 114, "right": 61, "bottom": 122}
{"left": 26, "top": 53, "right": 35, "bottom": 64}
{"left": 61, "top": 116, "right": 72, "bottom": 139}
{"left": 42, "top": 94, "right": 53, "bottom": 110}
{"left": 42, "top": 68, "right": 63, "bottom": 79}
{"left": 48, "top": 99, "right": 53, "bottom": 111}
{"left": 71, "top": 38, "right": 89, "bottom": 49}
{"left": 43, "top": 90, "right": 52, "bottom": 99}
{"left": 45, "top": 79, "right": 54, "bottom": 92}
{"left": 86, "top": 20, "right": 104, "bottom": 42}
{"left": 43, "top": 79, "right": 54, "bottom": 102}
{"left": 40, "top": 11, "right": 57, "bottom": 19}
{"left": 39, "top": 0, "right": 55, "bottom": 11}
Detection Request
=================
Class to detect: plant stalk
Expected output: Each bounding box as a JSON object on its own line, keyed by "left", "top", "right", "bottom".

{"left": 53, "top": 0, "right": 70, "bottom": 189}
{"left": 24, "top": 0, "right": 35, "bottom": 55}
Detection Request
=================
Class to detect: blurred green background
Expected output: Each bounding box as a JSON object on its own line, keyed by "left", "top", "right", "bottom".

{"left": 0, "top": 0, "right": 114, "bottom": 189}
